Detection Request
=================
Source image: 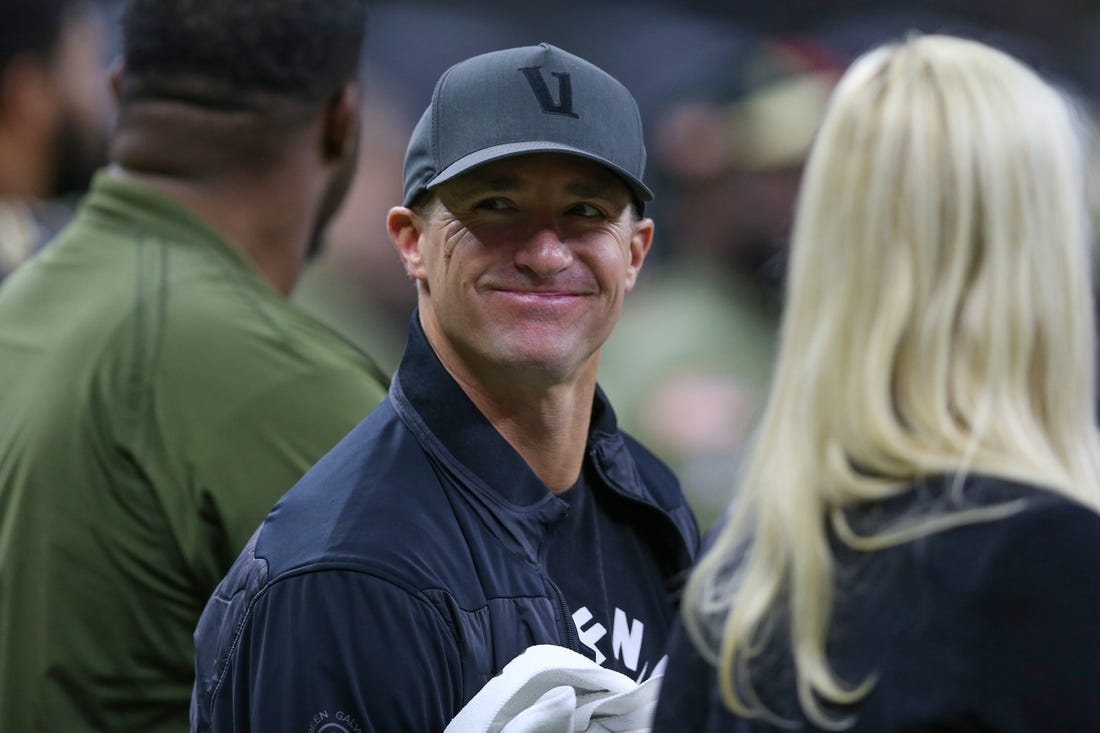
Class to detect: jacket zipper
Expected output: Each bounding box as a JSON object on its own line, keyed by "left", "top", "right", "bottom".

{"left": 537, "top": 521, "right": 580, "bottom": 653}
{"left": 547, "top": 575, "right": 579, "bottom": 652}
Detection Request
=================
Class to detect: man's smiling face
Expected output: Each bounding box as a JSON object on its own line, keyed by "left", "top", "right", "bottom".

{"left": 406, "top": 152, "right": 653, "bottom": 386}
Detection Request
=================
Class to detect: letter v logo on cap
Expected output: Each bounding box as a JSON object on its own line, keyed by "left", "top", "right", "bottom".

{"left": 519, "top": 66, "right": 580, "bottom": 118}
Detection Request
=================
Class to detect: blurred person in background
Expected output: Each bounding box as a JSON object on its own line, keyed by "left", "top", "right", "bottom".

{"left": 0, "top": 0, "right": 111, "bottom": 279}
{"left": 652, "top": 33, "right": 1100, "bottom": 731}
{"left": 0, "top": 1, "right": 388, "bottom": 731}
{"left": 599, "top": 37, "right": 845, "bottom": 529}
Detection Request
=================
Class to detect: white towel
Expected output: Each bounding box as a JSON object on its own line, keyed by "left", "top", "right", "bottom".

{"left": 444, "top": 645, "right": 662, "bottom": 733}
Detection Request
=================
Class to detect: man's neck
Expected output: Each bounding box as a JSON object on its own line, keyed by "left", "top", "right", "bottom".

{"left": 108, "top": 102, "right": 322, "bottom": 295}
{"left": 452, "top": 363, "right": 598, "bottom": 494}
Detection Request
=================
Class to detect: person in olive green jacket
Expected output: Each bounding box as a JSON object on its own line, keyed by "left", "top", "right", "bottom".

{"left": 0, "top": 1, "right": 387, "bottom": 731}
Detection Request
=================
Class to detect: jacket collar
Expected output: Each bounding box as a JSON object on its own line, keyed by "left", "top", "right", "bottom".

{"left": 389, "top": 312, "right": 698, "bottom": 566}
{"left": 391, "top": 312, "right": 585, "bottom": 509}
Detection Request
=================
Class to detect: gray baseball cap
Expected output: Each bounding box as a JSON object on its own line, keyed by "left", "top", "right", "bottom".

{"left": 403, "top": 43, "right": 653, "bottom": 212}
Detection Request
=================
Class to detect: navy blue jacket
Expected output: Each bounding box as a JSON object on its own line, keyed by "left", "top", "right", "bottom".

{"left": 191, "top": 317, "right": 700, "bottom": 733}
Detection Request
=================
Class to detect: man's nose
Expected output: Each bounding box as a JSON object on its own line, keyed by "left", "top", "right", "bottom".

{"left": 513, "top": 227, "right": 573, "bottom": 278}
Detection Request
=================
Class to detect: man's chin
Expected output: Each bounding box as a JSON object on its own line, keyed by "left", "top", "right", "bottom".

{"left": 493, "top": 341, "right": 596, "bottom": 383}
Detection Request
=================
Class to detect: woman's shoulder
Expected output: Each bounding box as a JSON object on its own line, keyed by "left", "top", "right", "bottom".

{"left": 972, "top": 477, "right": 1100, "bottom": 583}
{"left": 947, "top": 473, "right": 1100, "bottom": 553}
{"left": 844, "top": 472, "right": 1096, "bottom": 535}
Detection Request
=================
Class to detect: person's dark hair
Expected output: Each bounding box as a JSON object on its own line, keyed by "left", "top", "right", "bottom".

{"left": 0, "top": 0, "right": 76, "bottom": 75}
{"left": 119, "top": 0, "right": 368, "bottom": 110}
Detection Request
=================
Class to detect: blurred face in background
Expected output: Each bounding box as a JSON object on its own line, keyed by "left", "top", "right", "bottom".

{"left": 46, "top": 4, "right": 112, "bottom": 197}
{"left": 649, "top": 43, "right": 841, "bottom": 297}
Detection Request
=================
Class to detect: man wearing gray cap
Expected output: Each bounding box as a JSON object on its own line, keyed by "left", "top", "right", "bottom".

{"left": 190, "top": 43, "right": 699, "bottom": 733}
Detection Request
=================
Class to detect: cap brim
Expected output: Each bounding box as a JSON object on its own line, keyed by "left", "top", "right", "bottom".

{"left": 426, "top": 141, "right": 654, "bottom": 204}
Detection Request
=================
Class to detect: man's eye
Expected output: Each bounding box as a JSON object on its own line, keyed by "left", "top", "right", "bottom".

{"left": 474, "top": 198, "right": 512, "bottom": 211}
{"left": 569, "top": 203, "right": 604, "bottom": 218}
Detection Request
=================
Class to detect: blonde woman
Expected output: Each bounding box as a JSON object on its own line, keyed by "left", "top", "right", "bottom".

{"left": 651, "top": 34, "right": 1100, "bottom": 732}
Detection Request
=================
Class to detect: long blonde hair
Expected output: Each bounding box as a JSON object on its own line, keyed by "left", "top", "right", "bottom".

{"left": 683, "top": 34, "right": 1100, "bottom": 728}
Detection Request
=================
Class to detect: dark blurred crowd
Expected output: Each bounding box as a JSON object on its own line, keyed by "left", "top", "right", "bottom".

{"left": 4, "top": 0, "right": 1100, "bottom": 528}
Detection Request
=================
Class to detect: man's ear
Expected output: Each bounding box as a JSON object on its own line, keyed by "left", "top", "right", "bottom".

{"left": 387, "top": 205, "right": 428, "bottom": 282}
{"left": 322, "top": 81, "right": 360, "bottom": 162}
{"left": 624, "top": 216, "right": 655, "bottom": 290}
